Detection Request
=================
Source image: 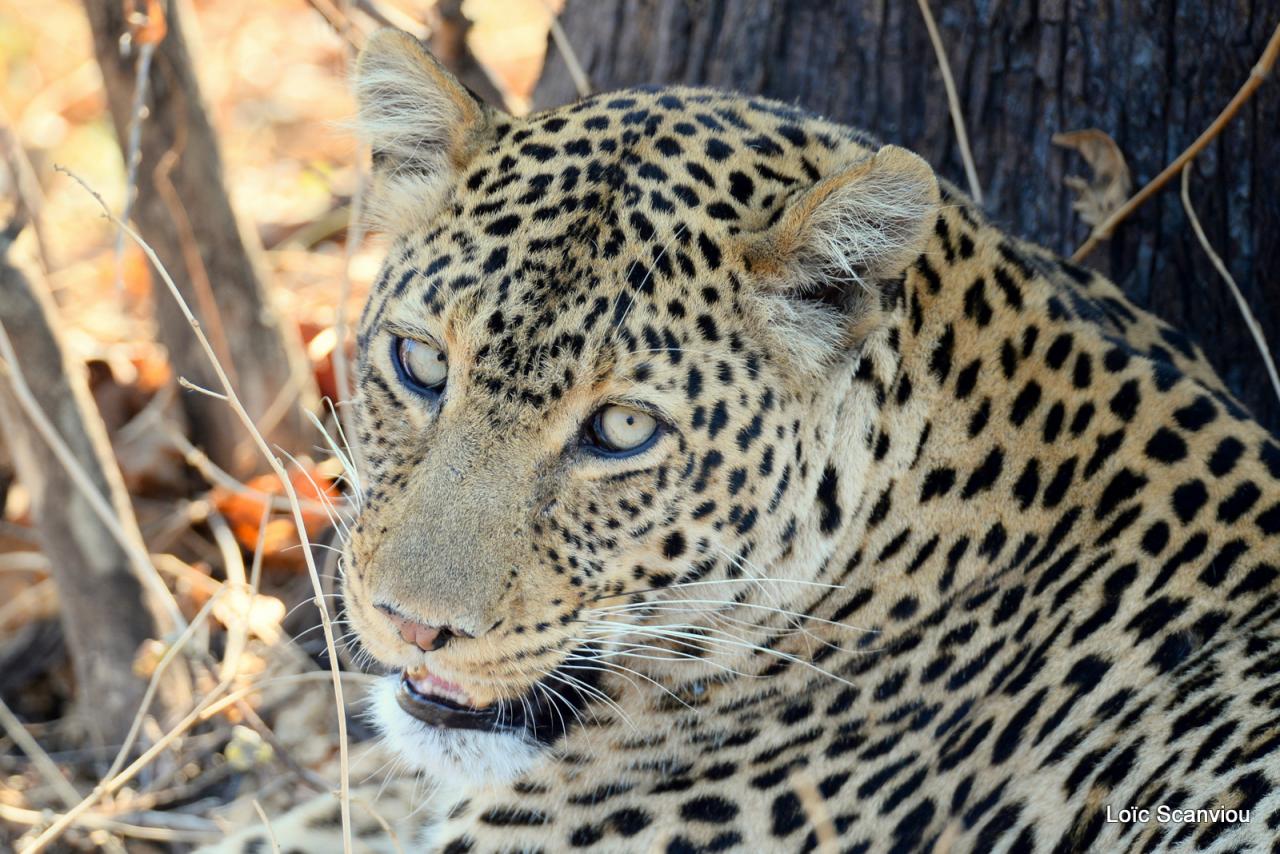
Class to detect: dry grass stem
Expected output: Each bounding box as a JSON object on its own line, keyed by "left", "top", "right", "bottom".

{"left": 0, "top": 552, "right": 50, "bottom": 572}
{"left": 21, "top": 677, "right": 235, "bottom": 853}
{"left": 541, "top": 1, "right": 592, "bottom": 98}
{"left": 166, "top": 426, "right": 335, "bottom": 514}
{"left": 916, "top": 0, "right": 983, "bottom": 204}
{"left": 354, "top": 0, "right": 421, "bottom": 33}
{"left": 0, "top": 577, "right": 56, "bottom": 630}
{"left": 251, "top": 801, "right": 283, "bottom": 854}
{"left": 1072, "top": 22, "right": 1280, "bottom": 260}
{"left": 101, "top": 588, "right": 227, "bottom": 784}
{"left": 350, "top": 793, "right": 406, "bottom": 854}
{"left": 788, "top": 769, "right": 837, "bottom": 854}
{"left": 177, "top": 376, "right": 228, "bottom": 400}
{"left": 197, "top": 670, "right": 379, "bottom": 722}
{"left": 334, "top": 164, "right": 367, "bottom": 465}
{"left": 208, "top": 510, "right": 250, "bottom": 680}
{"left": 0, "top": 317, "right": 186, "bottom": 632}
{"left": 1180, "top": 165, "right": 1280, "bottom": 403}
{"left": 54, "top": 166, "right": 355, "bottom": 854}
{"left": 306, "top": 0, "right": 368, "bottom": 50}
{"left": 0, "top": 802, "right": 217, "bottom": 845}
{"left": 0, "top": 698, "right": 82, "bottom": 809}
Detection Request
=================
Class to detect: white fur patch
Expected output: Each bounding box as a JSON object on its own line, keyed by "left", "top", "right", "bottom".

{"left": 370, "top": 675, "right": 546, "bottom": 789}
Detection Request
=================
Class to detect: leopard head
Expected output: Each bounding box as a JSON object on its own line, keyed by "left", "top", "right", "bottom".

{"left": 343, "top": 29, "right": 939, "bottom": 783}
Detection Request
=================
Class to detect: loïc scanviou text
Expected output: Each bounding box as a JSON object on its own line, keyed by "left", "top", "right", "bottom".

{"left": 1105, "top": 805, "right": 1251, "bottom": 825}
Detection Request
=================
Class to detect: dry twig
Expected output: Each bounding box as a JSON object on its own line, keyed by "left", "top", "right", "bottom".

{"left": 1072, "top": 22, "right": 1280, "bottom": 260}
{"left": 1180, "top": 165, "right": 1280, "bottom": 404}
{"left": 916, "top": 0, "right": 983, "bottom": 204}
{"left": 1, "top": 802, "right": 217, "bottom": 845}
{"left": 541, "top": 1, "right": 592, "bottom": 98}
{"left": 251, "top": 801, "right": 283, "bottom": 854}
{"left": 0, "top": 697, "right": 82, "bottom": 809}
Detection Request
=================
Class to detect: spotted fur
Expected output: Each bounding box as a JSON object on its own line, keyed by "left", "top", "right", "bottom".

{"left": 208, "top": 30, "right": 1280, "bottom": 854}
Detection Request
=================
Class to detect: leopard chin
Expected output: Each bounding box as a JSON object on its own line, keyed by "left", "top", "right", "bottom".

{"left": 370, "top": 676, "right": 546, "bottom": 788}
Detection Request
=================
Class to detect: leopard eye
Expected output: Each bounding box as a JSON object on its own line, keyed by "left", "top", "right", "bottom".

{"left": 393, "top": 336, "right": 448, "bottom": 394}
{"left": 585, "top": 405, "right": 660, "bottom": 456}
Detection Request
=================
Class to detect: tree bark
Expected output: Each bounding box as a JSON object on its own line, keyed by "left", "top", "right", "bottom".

{"left": 0, "top": 238, "right": 188, "bottom": 751}
{"left": 430, "top": 0, "right": 508, "bottom": 108}
{"left": 83, "top": 0, "right": 317, "bottom": 475}
{"left": 537, "top": 0, "right": 1280, "bottom": 431}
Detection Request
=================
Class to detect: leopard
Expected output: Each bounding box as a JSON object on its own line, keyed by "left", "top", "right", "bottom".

{"left": 205, "top": 28, "right": 1280, "bottom": 853}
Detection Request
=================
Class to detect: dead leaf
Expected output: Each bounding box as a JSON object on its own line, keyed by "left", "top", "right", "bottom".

{"left": 212, "top": 588, "right": 286, "bottom": 644}
{"left": 1052, "top": 128, "right": 1132, "bottom": 227}
{"left": 212, "top": 467, "right": 340, "bottom": 569}
{"left": 125, "top": 0, "right": 168, "bottom": 47}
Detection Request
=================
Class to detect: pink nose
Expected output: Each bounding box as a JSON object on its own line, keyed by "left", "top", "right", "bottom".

{"left": 375, "top": 604, "right": 459, "bottom": 651}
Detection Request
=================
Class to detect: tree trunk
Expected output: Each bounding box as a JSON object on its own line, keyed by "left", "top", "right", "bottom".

{"left": 83, "top": 0, "right": 317, "bottom": 475}
{"left": 430, "top": 0, "right": 508, "bottom": 108}
{"left": 537, "top": 0, "right": 1280, "bottom": 431}
{"left": 0, "top": 237, "right": 188, "bottom": 751}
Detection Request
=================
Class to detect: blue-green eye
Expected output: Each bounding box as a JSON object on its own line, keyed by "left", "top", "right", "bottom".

{"left": 393, "top": 336, "right": 448, "bottom": 395}
{"left": 583, "top": 405, "right": 660, "bottom": 456}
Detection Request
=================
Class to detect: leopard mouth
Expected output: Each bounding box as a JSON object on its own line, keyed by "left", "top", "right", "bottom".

{"left": 394, "top": 652, "right": 603, "bottom": 745}
{"left": 397, "top": 668, "right": 499, "bottom": 731}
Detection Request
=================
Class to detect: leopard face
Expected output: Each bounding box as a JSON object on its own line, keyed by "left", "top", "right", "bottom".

{"left": 342, "top": 30, "right": 938, "bottom": 784}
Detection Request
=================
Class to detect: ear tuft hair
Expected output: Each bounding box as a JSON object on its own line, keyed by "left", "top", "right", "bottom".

{"left": 752, "top": 145, "right": 939, "bottom": 295}
{"left": 744, "top": 145, "right": 939, "bottom": 364}
{"left": 354, "top": 29, "right": 495, "bottom": 231}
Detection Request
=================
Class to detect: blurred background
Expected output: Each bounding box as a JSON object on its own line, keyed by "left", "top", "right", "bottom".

{"left": 0, "top": 0, "right": 1277, "bottom": 850}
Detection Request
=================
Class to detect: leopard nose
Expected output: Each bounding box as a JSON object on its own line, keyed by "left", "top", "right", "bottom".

{"left": 374, "top": 603, "right": 471, "bottom": 652}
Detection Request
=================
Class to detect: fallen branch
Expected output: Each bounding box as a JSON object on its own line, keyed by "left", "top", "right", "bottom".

{"left": 1072, "top": 22, "right": 1280, "bottom": 260}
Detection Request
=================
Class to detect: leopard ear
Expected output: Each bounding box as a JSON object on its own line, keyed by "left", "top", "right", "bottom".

{"left": 354, "top": 29, "right": 497, "bottom": 230}
{"left": 748, "top": 145, "right": 939, "bottom": 301}
{"left": 743, "top": 145, "right": 939, "bottom": 358}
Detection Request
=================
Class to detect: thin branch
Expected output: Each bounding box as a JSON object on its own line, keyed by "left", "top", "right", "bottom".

{"left": 916, "top": 0, "right": 982, "bottom": 205}
{"left": 1072, "top": 22, "right": 1280, "bottom": 260}
{"left": 0, "top": 802, "right": 217, "bottom": 845}
{"left": 0, "top": 109, "right": 55, "bottom": 272}
{"left": 1180, "top": 164, "right": 1280, "bottom": 404}
{"left": 165, "top": 423, "right": 337, "bottom": 515}
{"left": 55, "top": 165, "right": 355, "bottom": 854}
{"left": 251, "top": 800, "right": 283, "bottom": 854}
{"left": 21, "top": 676, "right": 235, "bottom": 853}
{"left": 101, "top": 588, "right": 227, "bottom": 784}
{"left": 353, "top": 0, "right": 421, "bottom": 33}
{"left": 305, "top": 0, "right": 367, "bottom": 50}
{"left": 0, "top": 697, "right": 82, "bottom": 809}
{"left": 540, "top": 0, "right": 592, "bottom": 98}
